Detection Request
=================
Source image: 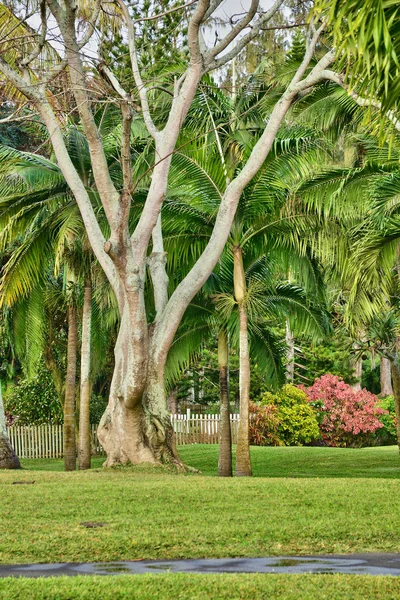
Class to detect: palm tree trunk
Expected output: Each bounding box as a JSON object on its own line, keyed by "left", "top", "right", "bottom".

{"left": 233, "top": 246, "right": 252, "bottom": 477}
{"left": 390, "top": 358, "right": 400, "bottom": 453}
{"left": 351, "top": 343, "right": 362, "bottom": 391}
{"left": 380, "top": 357, "right": 393, "bottom": 397}
{"left": 218, "top": 329, "right": 232, "bottom": 477}
{"left": 285, "top": 320, "right": 295, "bottom": 382}
{"left": 78, "top": 279, "right": 92, "bottom": 470}
{"left": 64, "top": 304, "right": 77, "bottom": 471}
{"left": 0, "top": 383, "right": 20, "bottom": 469}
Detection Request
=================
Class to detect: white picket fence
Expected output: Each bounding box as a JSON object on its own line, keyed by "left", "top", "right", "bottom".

{"left": 6, "top": 411, "right": 240, "bottom": 459}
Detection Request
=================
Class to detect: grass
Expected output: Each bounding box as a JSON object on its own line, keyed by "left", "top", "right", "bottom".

{"left": 0, "top": 445, "right": 400, "bottom": 565}
{"left": 20, "top": 443, "right": 400, "bottom": 478}
{"left": 2, "top": 574, "right": 400, "bottom": 600}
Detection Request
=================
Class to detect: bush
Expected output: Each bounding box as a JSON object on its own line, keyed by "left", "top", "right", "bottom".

{"left": 253, "top": 384, "right": 320, "bottom": 446}
{"left": 249, "top": 402, "right": 282, "bottom": 446}
{"left": 303, "top": 374, "right": 386, "bottom": 447}
{"left": 5, "top": 364, "right": 63, "bottom": 425}
{"left": 375, "top": 396, "right": 397, "bottom": 445}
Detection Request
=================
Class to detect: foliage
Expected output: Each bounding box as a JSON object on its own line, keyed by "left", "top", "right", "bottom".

{"left": 304, "top": 374, "right": 386, "bottom": 447}
{"left": 375, "top": 395, "right": 397, "bottom": 446}
{"left": 248, "top": 401, "right": 282, "bottom": 447}
{"left": 260, "top": 384, "right": 320, "bottom": 446}
{"left": 4, "top": 363, "right": 63, "bottom": 425}
{"left": 89, "top": 394, "right": 108, "bottom": 425}
{"left": 295, "top": 337, "right": 358, "bottom": 386}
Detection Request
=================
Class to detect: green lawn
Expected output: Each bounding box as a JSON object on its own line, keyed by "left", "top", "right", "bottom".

{"left": 0, "top": 444, "right": 399, "bottom": 566}
{"left": 1, "top": 574, "right": 400, "bottom": 600}
{"left": 20, "top": 443, "right": 400, "bottom": 478}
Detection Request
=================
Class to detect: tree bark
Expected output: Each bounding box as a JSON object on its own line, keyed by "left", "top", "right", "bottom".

{"left": 233, "top": 247, "right": 252, "bottom": 477}
{"left": 218, "top": 329, "right": 232, "bottom": 477}
{"left": 78, "top": 279, "right": 92, "bottom": 470}
{"left": 0, "top": 386, "right": 20, "bottom": 469}
{"left": 64, "top": 304, "right": 77, "bottom": 471}
{"left": 390, "top": 359, "right": 400, "bottom": 453}
{"left": 380, "top": 356, "right": 393, "bottom": 397}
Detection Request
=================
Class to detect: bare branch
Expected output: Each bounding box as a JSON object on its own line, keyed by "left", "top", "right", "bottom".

{"left": 289, "top": 19, "right": 327, "bottom": 88}
{"left": 133, "top": 0, "right": 197, "bottom": 23}
{"left": 206, "top": 0, "right": 284, "bottom": 72}
{"left": 204, "top": 0, "right": 224, "bottom": 20}
{"left": 207, "top": 0, "right": 259, "bottom": 61}
{"left": 19, "top": 0, "right": 47, "bottom": 67}
{"left": 115, "top": 0, "right": 159, "bottom": 140}
{"left": 98, "top": 63, "right": 130, "bottom": 100}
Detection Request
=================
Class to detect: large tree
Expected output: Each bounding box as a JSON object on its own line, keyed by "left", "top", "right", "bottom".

{"left": 0, "top": 0, "right": 338, "bottom": 467}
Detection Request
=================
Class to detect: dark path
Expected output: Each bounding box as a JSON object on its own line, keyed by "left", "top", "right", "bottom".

{"left": 2, "top": 554, "right": 400, "bottom": 577}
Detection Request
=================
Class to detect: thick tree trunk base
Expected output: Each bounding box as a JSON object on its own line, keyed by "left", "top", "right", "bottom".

{"left": 97, "top": 400, "right": 185, "bottom": 469}
{"left": 0, "top": 433, "right": 21, "bottom": 469}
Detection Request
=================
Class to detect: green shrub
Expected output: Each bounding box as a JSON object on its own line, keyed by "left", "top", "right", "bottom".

{"left": 375, "top": 396, "right": 397, "bottom": 445}
{"left": 257, "top": 384, "right": 320, "bottom": 446}
{"left": 5, "top": 364, "right": 63, "bottom": 425}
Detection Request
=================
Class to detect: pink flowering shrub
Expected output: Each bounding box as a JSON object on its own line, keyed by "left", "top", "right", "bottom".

{"left": 302, "top": 374, "right": 386, "bottom": 447}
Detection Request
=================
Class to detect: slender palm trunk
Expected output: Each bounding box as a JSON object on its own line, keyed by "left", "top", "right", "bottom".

{"left": 380, "top": 357, "right": 393, "bottom": 397}
{"left": 351, "top": 343, "right": 362, "bottom": 391}
{"left": 233, "top": 246, "right": 252, "bottom": 477}
{"left": 0, "top": 384, "right": 20, "bottom": 469}
{"left": 285, "top": 321, "right": 295, "bottom": 382}
{"left": 78, "top": 279, "right": 92, "bottom": 470}
{"left": 390, "top": 358, "right": 400, "bottom": 453}
{"left": 64, "top": 305, "right": 78, "bottom": 471}
{"left": 218, "top": 329, "right": 232, "bottom": 477}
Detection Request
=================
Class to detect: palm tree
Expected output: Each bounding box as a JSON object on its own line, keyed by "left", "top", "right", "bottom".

{"left": 0, "top": 131, "right": 114, "bottom": 470}
{"left": 164, "top": 88, "right": 330, "bottom": 475}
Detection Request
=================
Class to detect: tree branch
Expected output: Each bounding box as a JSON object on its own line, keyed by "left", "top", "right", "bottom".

{"left": 134, "top": 0, "right": 197, "bottom": 23}
{"left": 115, "top": 0, "right": 159, "bottom": 140}
{"left": 154, "top": 28, "right": 335, "bottom": 364}
{"left": 187, "top": 0, "right": 210, "bottom": 65}
{"left": 207, "top": 0, "right": 259, "bottom": 61}
{"left": 19, "top": 0, "right": 47, "bottom": 67}
{"left": 206, "top": 0, "right": 284, "bottom": 71}
{"left": 54, "top": 1, "right": 121, "bottom": 229}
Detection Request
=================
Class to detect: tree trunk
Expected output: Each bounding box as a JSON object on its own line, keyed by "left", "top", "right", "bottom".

{"left": 390, "top": 359, "right": 400, "bottom": 453}
{"left": 233, "top": 246, "right": 252, "bottom": 477}
{"left": 64, "top": 304, "right": 78, "bottom": 471}
{"left": 167, "top": 388, "right": 178, "bottom": 414}
{"left": 78, "top": 279, "right": 92, "bottom": 470}
{"left": 97, "top": 304, "right": 179, "bottom": 468}
{"left": 0, "top": 385, "right": 20, "bottom": 469}
{"left": 351, "top": 344, "right": 363, "bottom": 391}
{"left": 380, "top": 357, "right": 393, "bottom": 397}
{"left": 285, "top": 321, "right": 295, "bottom": 382}
{"left": 218, "top": 329, "right": 232, "bottom": 477}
